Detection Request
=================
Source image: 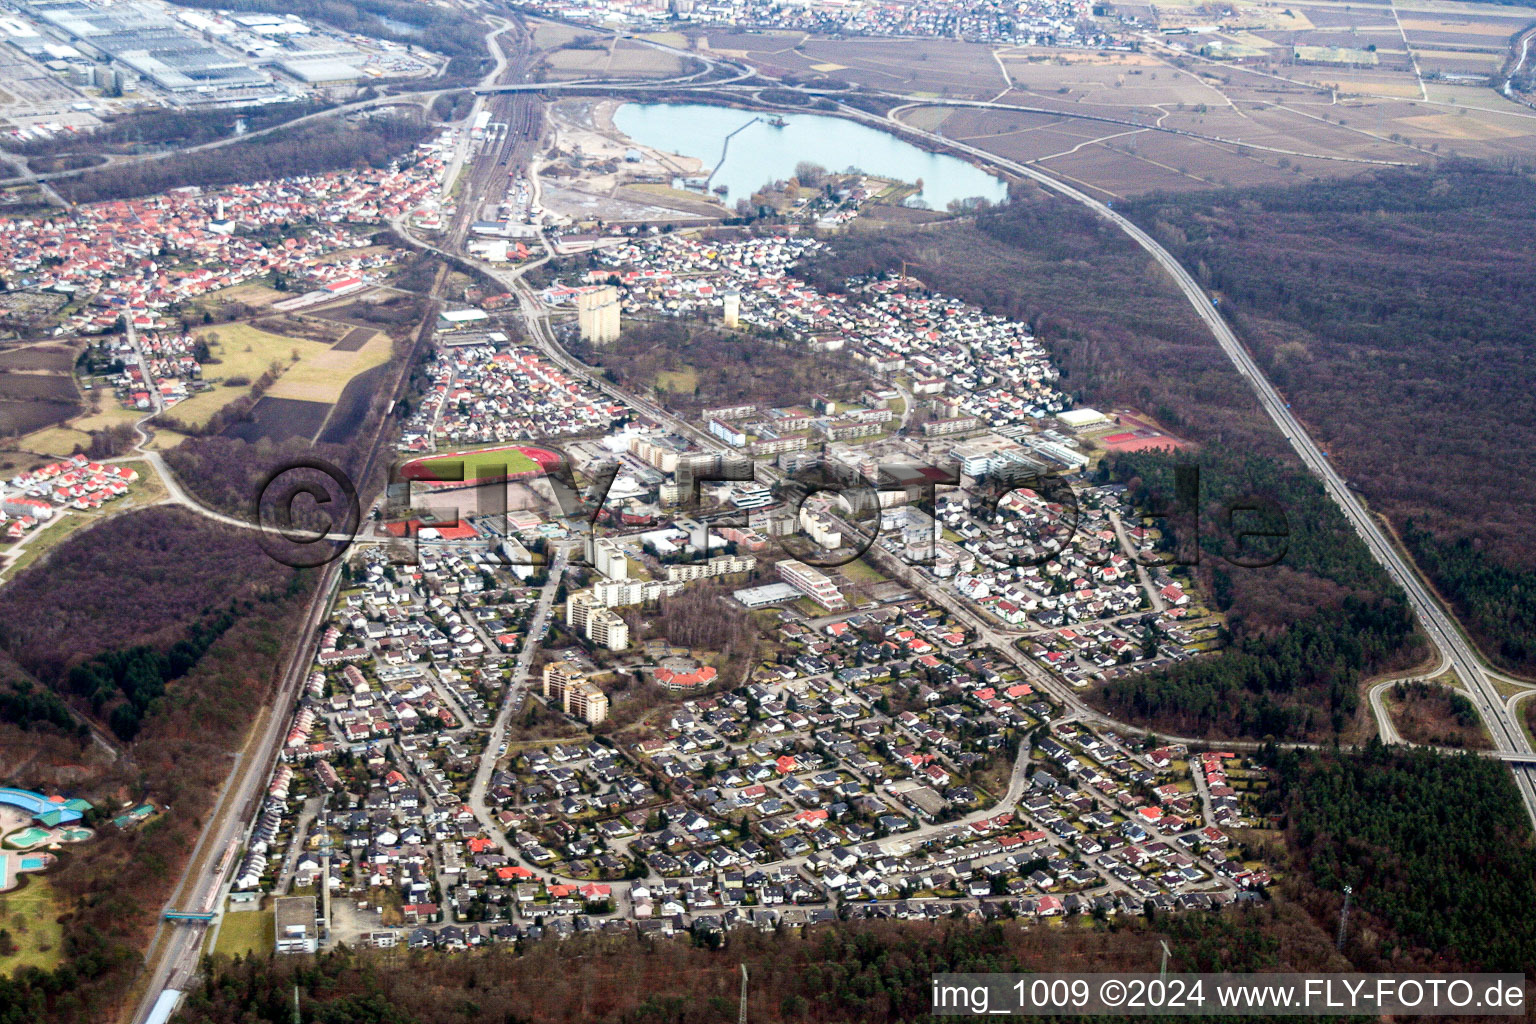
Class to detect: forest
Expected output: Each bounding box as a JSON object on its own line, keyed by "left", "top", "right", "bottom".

{"left": 1089, "top": 446, "right": 1420, "bottom": 739}
{"left": 163, "top": 436, "right": 356, "bottom": 521}
{"left": 64, "top": 605, "right": 240, "bottom": 740}
{"left": 0, "top": 508, "right": 318, "bottom": 1023}
{"left": 0, "top": 661, "right": 84, "bottom": 739}
{"left": 166, "top": 905, "right": 1353, "bottom": 1024}
{"left": 55, "top": 112, "right": 432, "bottom": 204}
{"left": 0, "top": 507, "right": 293, "bottom": 684}
{"left": 1099, "top": 595, "right": 1414, "bottom": 738}
{"left": 1402, "top": 521, "right": 1536, "bottom": 671}
{"left": 0, "top": 101, "right": 333, "bottom": 159}
{"left": 1118, "top": 165, "right": 1536, "bottom": 671}
{"left": 1269, "top": 742, "right": 1536, "bottom": 972}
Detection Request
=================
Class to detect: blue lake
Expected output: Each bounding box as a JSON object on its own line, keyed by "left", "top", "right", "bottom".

{"left": 613, "top": 102, "right": 1008, "bottom": 211}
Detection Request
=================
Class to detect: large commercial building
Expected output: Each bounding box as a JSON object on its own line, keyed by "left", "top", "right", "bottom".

{"left": 31, "top": 0, "right": 274, "bottom": 95}
{"left": 732, "top": 582, "right": 802, "bottom": 608}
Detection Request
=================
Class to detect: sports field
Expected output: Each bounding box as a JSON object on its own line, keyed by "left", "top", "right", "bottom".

{"left": 401, "top": 444, "right": 560, "bottom": 484}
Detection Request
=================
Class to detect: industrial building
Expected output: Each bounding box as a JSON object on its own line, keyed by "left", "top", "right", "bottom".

{"left": 29, "top": 0, "right": 273, "bottom": 95}
{"left": 274, "top": 895, "right": 318, "bottom": 954}
{"left": 732, "top": 581, "right": 801, "bottom": 608}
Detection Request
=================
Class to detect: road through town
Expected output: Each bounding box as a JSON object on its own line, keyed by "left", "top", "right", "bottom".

{"left": 857, "top": 106, "right": 1536, "bottom": 823}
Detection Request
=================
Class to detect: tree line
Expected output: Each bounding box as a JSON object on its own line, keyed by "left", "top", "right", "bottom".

{"left": 168, "top": 906, "right": 1354, "bottom": 1024}
{"left": 56, "top": 113, "right": 432, "bottom": 204}
{"left": 1, "top": 101, "right": 333, "bottom": 158}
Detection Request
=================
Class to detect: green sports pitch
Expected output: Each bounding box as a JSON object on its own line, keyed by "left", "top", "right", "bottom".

{"left": 402, "top": 445, "right": 546, "bottom": 484}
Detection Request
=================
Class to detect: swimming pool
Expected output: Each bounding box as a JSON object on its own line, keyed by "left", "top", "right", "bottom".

{"left": 5, "top": 827, "right": 51, "bottom": 849}
{"left": 18, "top": 855, "right": 44, "bottom": 871}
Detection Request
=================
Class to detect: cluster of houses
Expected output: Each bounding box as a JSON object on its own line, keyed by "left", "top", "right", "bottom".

{"left": 231, "top": 454, "right": 1270, "bottom": 951}
{"left": 1, "top": 455, "right": 137, "bottom": 539}
{"left": 524, "top": 0, "right": 1126, "bottom": 49}
{"left": 399, "top": 342, "right": 633, "bottom": 453}
{"left": 0, "top": 138, "right": 449, "bottom": 335}
{"left": 583, "top": 234, "right": 1069, "bottom": 438}
{"left": 616, "top": 604, "right": 1271, "bottom": 910}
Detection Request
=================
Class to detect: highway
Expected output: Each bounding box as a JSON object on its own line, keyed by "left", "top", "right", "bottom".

{"left": 846, "top": 103, "right": 1536, "bottom": 824}
{"left": 109, "top": 66, "right": 1536, "bottom": 1023}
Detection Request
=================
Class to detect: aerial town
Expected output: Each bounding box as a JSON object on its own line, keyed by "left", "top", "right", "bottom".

{"left": 201, "top": 125, "right": 1268, "bottom": 954}
{"left": 519, "top": 0, "right": 1127, "bottom": 49}
{"left": 5, "top": 0, "right": 1531, "bottom": 1015}
{"left": 0, "top": 98, "right": 1260, "bottom": 959}
{"left": 0, "top": 0, "right": 439, "bottom": 145}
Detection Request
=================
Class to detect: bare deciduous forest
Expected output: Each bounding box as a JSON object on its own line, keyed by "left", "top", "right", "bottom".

{"left": 0, "top": 509, "right": 316, "bottom": 1022}
{"left": 1119, "top": 166, "right": 1536, "bottom": 672}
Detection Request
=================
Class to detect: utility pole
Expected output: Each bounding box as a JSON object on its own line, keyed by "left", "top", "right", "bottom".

{"left": 1336, "top": 885, "right": 1353, "bottom": 950}
{"left": 738, "top": 964, "right": 749, "bottom": 1024}
{"left": 292, "top": 983, "right": 301, "bottom": 1024}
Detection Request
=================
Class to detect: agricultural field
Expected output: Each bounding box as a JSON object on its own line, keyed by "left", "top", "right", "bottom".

{"left": 683, "top": 0, "right": 1536, "bottom": 199}
{"left": 166, "top": 314, "right": 391, "bottom": 441}
{"left": 0, "top": 341, "right": 82, "bottom": 442}
{"left": 538, "top": 39, "right": 688, "bottom": 81}
{"left": 526, "top": 15, "right": 596, "bottom": 52}
{"left": 180, "top": 280, "right": 289, "bottom": 320}
{"left": 261, "top": 329, "right": 391, "bottom": 405}
{"left": 709, "top": 32, "right": 1011, "bottom": 98}
{"left": 218, "top": 397, "right": 332, "bottom": 445}
{"left": 796, "top": 37, "right": 1011, "bottom": 98}
{"left": 891, "top": 5, "right": 1536, "bottom": 199}
{"left": 698, "top": 29, "right": 807, "bottom": 74}
{"left": 14, "top": 426, "right": 93, "bottom": 459}
{"left": 316, "top": 362, "right": 391, "bottom": 446}
{"left": 169, "top": 323, "right": 333, "bottom": 430}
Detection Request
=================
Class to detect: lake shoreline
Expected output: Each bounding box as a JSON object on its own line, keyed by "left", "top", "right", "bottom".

{"left": 611, "top": 100, "right": 1009, "bottom": 211}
